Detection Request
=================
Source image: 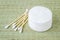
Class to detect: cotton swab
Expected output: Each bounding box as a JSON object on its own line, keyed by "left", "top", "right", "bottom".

{"left": 14, "top": 13, "right": 28, "bottom": 31}
{"left": 5, "top": 9, "right": 28, "bottom": 29}
{"left": 18, "top": 19, "right": 28, "bottom": 33}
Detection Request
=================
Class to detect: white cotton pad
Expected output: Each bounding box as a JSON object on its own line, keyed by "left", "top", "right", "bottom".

{"left": 28, "top": 6, "right": 52, "bottom": 32}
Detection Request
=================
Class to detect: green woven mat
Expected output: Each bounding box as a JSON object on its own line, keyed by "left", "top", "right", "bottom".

{"left": 0, "top": 0, "right": 60, "bottom": 40}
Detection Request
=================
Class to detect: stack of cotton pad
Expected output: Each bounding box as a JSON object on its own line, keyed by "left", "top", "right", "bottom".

{"left": 28, "top": 6, "right": 52, "bottom": 32}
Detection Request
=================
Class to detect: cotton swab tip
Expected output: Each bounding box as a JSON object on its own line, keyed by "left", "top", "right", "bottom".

{"left": 18, "top": 27, "right": 23, "bottom": 33}
{"left": 14, "top": 27, "right": 18, "bottom": 31}
{"left": 12, "top": 23, "right": 16, "bottom": 29}
{"left": 18, "top": 27, "right": 21, "bottom": 31}
{"left": 26, "top": 9, "right": 28, "bottom": 12}
{"left": 5, "top": 25, "right": 9, "bottom": 29}
{"left": 12, "top": 25, "right": 16, "bottom": 29}
{"left": 19, "top": 28, "right": 22, "bottom": 33}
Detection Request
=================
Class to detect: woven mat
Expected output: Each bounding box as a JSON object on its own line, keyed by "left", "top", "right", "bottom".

{"left": 0, "top": 0, "right": 60, "bottom": 40}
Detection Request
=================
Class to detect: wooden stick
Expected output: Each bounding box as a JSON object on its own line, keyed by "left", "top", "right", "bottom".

{"left": 18, "top": 18, "right": 28, "bottom": 33}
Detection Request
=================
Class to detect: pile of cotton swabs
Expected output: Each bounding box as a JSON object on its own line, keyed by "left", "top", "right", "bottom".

{"left": 5, "top": 9, "right": 28, "bottom": 33}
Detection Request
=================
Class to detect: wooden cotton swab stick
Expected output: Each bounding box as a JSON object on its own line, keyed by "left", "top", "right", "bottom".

{"left": 18, "top": 18, "right": 28, "bottom": 33}
{"left": 5, "top": 9, "right": 28, "bottom": 29}
{"left": 14, "top": 13, "right": 28, "bottom": 31}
